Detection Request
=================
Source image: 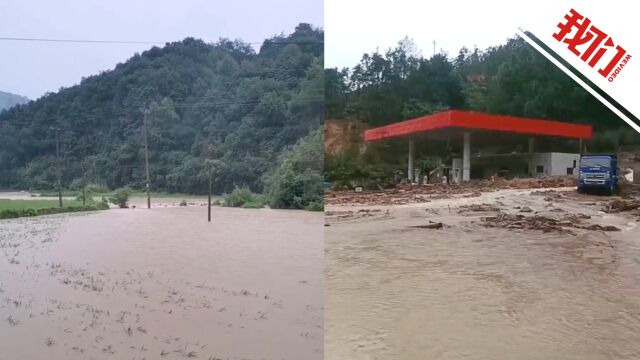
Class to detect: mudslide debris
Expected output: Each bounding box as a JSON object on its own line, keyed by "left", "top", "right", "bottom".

{"left": 326, "top": 176, "right": 577, "bottom": 206}
{"left": 481, "top": 212, "right": 620, "bottom": 234}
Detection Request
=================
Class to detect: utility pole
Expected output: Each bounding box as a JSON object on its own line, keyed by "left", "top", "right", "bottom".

{"left": 51, "top": 126, "right": 63, "bottom": 208}
{"left": 143, "top": 108, "right": 151, "bottom": 209}
{"left": 433, "top": 40, "right": 436, "bottom": 57}
{"left": 81, "top": 155, "right": 86, "bottom": 205}
{"left": 208, "top": 170, "right": 212, "bottom": 222}
{"left": 205, "top": 159, "right": 213, "bottom": 222}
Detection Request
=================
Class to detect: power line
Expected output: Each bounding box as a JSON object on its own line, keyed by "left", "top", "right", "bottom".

{"left": 0, "top": 37, "right": 162, "bottom": 45}
{"left": 0, "top": 36, "right": 323, "bottom": 46}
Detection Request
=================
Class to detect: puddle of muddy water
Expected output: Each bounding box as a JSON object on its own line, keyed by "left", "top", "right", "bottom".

{"left": 326, "top": 188, "right": 640, "bottom": 360}
{"left": 0, "top": 206, "right": 323, "bottom": 360}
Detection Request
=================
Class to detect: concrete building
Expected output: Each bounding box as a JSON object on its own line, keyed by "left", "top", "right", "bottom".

{"left": 528, "top": 152, "right": 581, "bottom": 177}
{"left": 363, "top": 110, "right": 593, "bottom": 183}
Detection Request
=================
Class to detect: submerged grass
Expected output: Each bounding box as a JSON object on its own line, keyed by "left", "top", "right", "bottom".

{"left": 0, "top": 199, "right": 108, "bottom": 220}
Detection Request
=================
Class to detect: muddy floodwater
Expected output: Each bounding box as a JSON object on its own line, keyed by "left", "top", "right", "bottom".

{"left": 0, "top": 205, "right": 323, "bottom": 359}
{"left": 325, "top": 188, "right": 640, "bottom": 360}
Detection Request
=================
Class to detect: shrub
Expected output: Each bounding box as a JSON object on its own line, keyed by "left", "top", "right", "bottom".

{"left": 109, "top": 187, "right": 133, "bottom": 208}
{"left": 0, "top": 209, "right": 21, "bottom": 219}
{"left": 95, "top": 201, "right": 110, "bottom": 210}
{"left": 264, "top": 129, "right": 323, "bottom": 210}
{"left": 265, "top": 165, "right": 323, "bottom": 209}
{"left": 179, "top": 199, "right": 188, "bottom": 206}
{"left": 305, "top": 200, "right": 324, "bottom": 212}
{"left": 223, "top": 186, "right": 260, "bottom": 207}
{"left": 324, "top": 153, "right": 372, "bottom": 189}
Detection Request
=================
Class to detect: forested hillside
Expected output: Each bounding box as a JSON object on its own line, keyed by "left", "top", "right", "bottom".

{"left": 0, "top": 91, "right": 29, "bottom": 111}
{"left": 327, "top": 36, "right": 638, "bottom": 136}
{"left": 325, "top": 36, "right": 640, "bottom": 183}
{"left": 0, "top": 24, "right": 323, "bottom": 199}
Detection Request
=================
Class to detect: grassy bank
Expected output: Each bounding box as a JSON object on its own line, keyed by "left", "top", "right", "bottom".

{"left": 0, "top": 199, "right": 108, "bottom": 220}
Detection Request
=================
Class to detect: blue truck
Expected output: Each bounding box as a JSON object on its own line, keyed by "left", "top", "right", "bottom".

{"left": 578, "top": 154, "right": 618, "bottom": 195}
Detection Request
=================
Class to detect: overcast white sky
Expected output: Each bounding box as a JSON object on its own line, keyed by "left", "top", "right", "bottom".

{"left": 325, "top": 0, "right": 556, "bottom": 69}
{"left": 0, "top": 0, "right": 323, "bottom": 100}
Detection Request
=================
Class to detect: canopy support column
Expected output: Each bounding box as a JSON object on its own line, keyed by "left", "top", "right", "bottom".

{"left": 408, "top": 139, "right": 415, "bottom": 183}
{"left": 463, "top": 132, "right": 470, "bottom": 182}
{"left": 528, "top": 137, "right": 535, "bottom": 153}
{"left": 579, "top": 138, "right": 583, "bottom": 155}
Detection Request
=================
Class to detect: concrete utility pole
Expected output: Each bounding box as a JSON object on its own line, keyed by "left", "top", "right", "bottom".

{"left": 51, "top": 126, "right": 63, "bottom": 208}
{"left": 208, "top": 170, "right": 212, "bottom": 222}
{"left": 433, "top": 40, "right": 436, "bottom": 57}
{"left": 205, "top": 159, "right": 214, "bottom": 223}
{"left": 81, "top": 157, "right": 86, "bottom": 205}
{"left": 143, "top": 108, "right": 151, "bottom": 209}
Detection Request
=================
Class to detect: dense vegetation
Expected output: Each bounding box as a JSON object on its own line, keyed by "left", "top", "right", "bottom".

{"left": 264, "top": 128, "right": 323, "bottom": 210}
{"left": 0, "top": 91, "right": 29, "bottom": 112}
{"left": 0, "top": 24, "right": 323, "bottom": 209}
{"left": 325, "top": 36, "right": 640, "bottom": 184}
{"left": 220, "top": 128, "right": 323, "bottom": 210}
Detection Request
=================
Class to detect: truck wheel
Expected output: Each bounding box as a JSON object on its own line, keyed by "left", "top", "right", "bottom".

{"left": 577, "top": 187, "right": 584, "bottom": 194}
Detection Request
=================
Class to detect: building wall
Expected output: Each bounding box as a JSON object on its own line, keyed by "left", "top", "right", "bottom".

{"left": 528, "top": 152, "right": 579, "bottom": 177}
{"left": 550, "top": 153, "right": 580, "bottom": 176}
{"left": 528, "top": 153, "right": 551, "bottom": 176}
{"left": 447, "top": 152, "right": 580, "bottom": 182}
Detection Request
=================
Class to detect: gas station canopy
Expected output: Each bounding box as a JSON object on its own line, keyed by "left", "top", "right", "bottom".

{"left": 364, "top": 110, "right": 593, "bottom": 142}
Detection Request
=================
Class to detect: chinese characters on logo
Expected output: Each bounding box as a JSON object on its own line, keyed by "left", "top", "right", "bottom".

{"left": 553, "top": 9, "right": 632, "bottom": 82}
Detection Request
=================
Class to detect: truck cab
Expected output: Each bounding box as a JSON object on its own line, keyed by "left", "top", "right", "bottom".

{"left": 578, "top": 154, "right": 618, "bottom": 195}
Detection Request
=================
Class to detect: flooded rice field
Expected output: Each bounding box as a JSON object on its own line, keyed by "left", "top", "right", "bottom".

{"left": 0, "top": 205, "right": 323, "bottom": 359}
{"left": 325, "top": 188, "right": 640, "bottom": 360}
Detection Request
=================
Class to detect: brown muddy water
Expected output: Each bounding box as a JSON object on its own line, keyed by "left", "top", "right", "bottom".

{"left": 0, "top": 206, "right": 323, "bottom": 359}
{"left": 325, "top": 188, "right": 640, "bottom": 360}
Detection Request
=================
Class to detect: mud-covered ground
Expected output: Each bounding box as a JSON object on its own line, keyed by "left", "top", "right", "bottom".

{"left": 325, "top": 185, "right": 640, "bottom": 360}
{"left": 0, "top": 206, "right": 323, "bottom": 360}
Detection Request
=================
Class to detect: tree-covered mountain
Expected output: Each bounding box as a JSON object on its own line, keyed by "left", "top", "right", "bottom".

{"left": 0, "top": 91, "right": 29, "bottom": 112}
{"left": 0, "top": 24, "right": 323, "bottom": 200}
